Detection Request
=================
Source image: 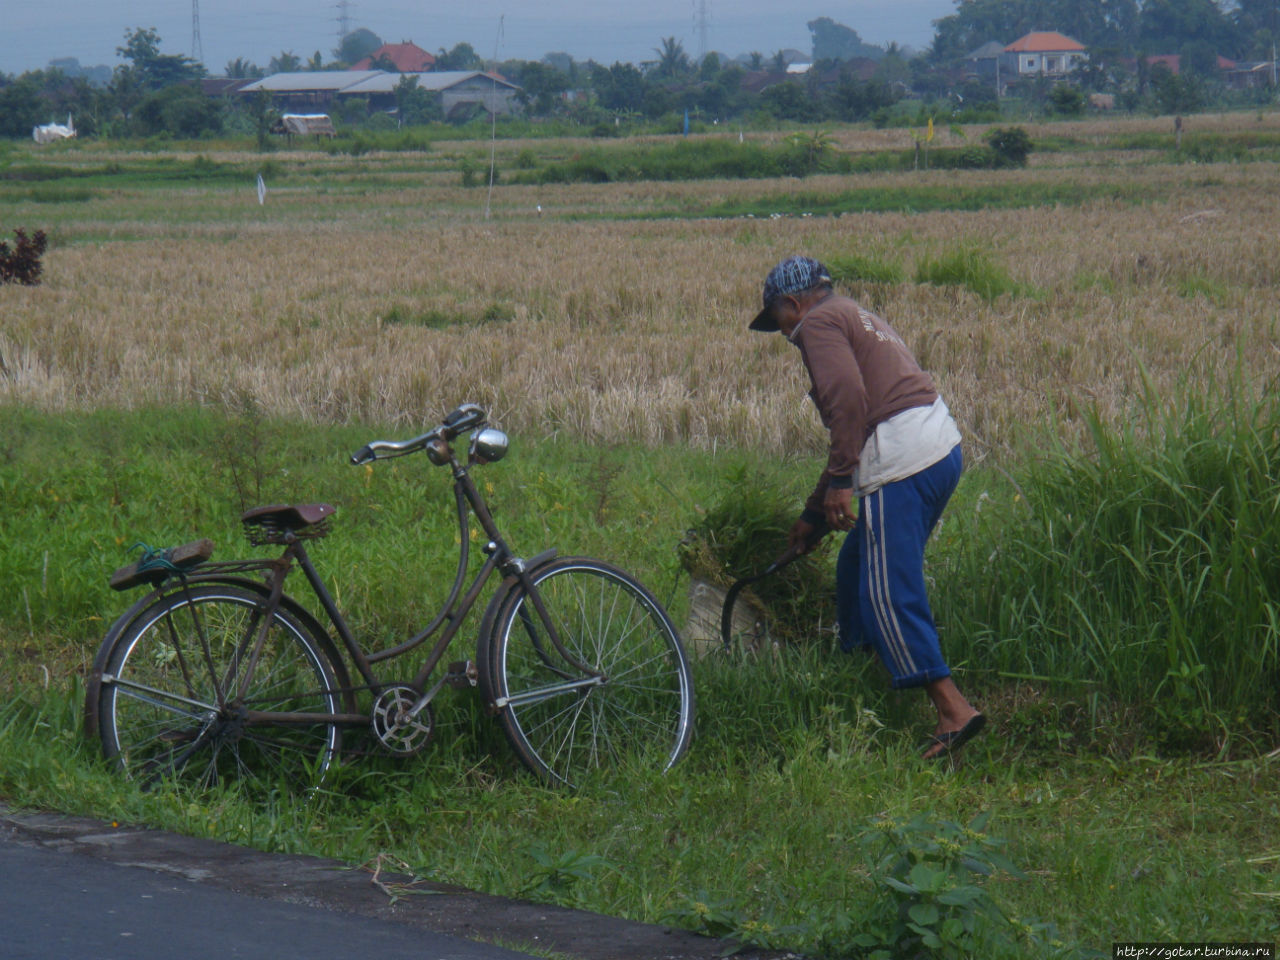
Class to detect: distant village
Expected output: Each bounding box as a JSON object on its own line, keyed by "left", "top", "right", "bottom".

{"left": 4, "top": 3, "right": 1277, "bottom": 140}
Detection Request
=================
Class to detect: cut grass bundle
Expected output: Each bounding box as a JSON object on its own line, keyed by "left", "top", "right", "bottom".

{"left": 678, "top": 463, "right": 836, "bottom": 646}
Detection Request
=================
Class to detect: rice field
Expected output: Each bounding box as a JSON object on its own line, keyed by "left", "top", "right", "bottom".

{"left": 3, "top": 111, "right": 1280, "bottom": 957}
{"left": 2, "top": 111, "right": 1278, "bottom": 468}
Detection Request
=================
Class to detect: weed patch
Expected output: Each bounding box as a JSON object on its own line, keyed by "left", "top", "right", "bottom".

{"left": 915, "top": 245, "right": 1029, "bottom": 300}
{"left": 825, "top": 251, "right": 906, "bottom": 286}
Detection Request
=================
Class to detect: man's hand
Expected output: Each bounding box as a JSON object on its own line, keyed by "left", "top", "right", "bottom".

{"left": 787, "top": 518, "right": 822, "bottom": 556}
{"left": 783, "top": 519, "right": 834, "bottom": 555}
{"left": 823, "top": 486, "right": 856, "bottom": 532}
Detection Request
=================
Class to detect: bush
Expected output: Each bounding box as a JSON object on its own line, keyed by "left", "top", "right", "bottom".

{"left": 985, "top": 126, "right": 1033, "bottom": 167}
{"left": 1047, "top": 84, "right": 1086, "bottom": 116}
{"left": 0, "top": 228, "right": 48, "bottom": 285}
{"left": 927, "top": 145, "right": 1001, "bottom": 169}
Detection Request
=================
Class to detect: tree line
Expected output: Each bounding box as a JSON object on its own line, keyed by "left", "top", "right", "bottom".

{"left": 2, "top": 1, "right": 1277, "bottom": 140}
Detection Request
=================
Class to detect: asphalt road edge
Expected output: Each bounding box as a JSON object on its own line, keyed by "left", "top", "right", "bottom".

{"left": 0, "top": 803, "right": 790, "bottom": 960}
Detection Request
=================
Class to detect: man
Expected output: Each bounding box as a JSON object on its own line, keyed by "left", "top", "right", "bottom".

{"left": 749, "top": 255, "right": 984, "bottom": 760}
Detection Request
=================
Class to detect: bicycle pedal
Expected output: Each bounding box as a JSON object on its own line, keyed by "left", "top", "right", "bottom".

{"left": 444, "top": 660, "right": 478, "bottom": 688}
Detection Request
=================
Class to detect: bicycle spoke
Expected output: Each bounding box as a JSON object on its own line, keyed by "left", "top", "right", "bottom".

{"left": 99, "top": 586, "right": 343, "bottom": 795}
{"left": 483, "top": 559, "right": 694, "bottom": 786}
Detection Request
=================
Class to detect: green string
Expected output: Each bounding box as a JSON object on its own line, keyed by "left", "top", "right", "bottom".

{"left": 128, "top": 542, "right": 183, "bottom": 575}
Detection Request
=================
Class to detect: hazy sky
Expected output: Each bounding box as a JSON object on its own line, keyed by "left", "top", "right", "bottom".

{"left": 3, "top": 1, "right": 956, "bottom": 76}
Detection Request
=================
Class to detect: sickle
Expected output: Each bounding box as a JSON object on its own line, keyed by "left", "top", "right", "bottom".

{"left": 718, "top": 517, "right": 839, "bottom": 652}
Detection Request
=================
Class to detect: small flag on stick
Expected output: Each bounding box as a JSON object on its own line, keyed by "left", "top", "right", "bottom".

{"left": 256, "top": 173, "right": 266, "bottom": 205}
{"left": 926, "top": 117, "right": 934, "bottom": 142}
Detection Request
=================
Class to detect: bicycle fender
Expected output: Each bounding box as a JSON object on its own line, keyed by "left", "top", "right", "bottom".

{"left": 84, "top": 586, "right": 168, "bottom": 739}
{"left": 474, "top": 548, "right": 559, "bottom": 687}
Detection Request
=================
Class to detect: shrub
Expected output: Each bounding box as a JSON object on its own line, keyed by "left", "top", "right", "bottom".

{"left": 985, "top": 126, "right": 1033, "bottom": 167}
{"left": 1047, "top": 85, "right": 1086, "bottom": 117}
{"left": 460, "top": 156, "right": 478, "bottom": 188}
{"left": 0, "top": 228, "right": 48, "bottom": 285}
{"left": 928, "top": 145, "right": 1001, "bottom": 170}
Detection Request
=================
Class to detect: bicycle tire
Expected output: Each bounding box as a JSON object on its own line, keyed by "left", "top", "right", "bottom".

{"left": 478, "top": 557, "right": 694, "bottom": 787}
{"left": 96, "top": 583, "right": 344, "bottom": 792}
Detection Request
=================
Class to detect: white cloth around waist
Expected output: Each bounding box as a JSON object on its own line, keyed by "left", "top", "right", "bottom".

{"left": 854, "top": 397, "right": 962, "bottom": 497}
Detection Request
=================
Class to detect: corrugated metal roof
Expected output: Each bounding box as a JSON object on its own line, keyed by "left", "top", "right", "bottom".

{"left": 341, "top": 71, "right": 520, "bottom": 94}
{"left": 240, "top": 70, "right": 519, "bottom": 96}
{"left": 240, "top": 71, "right": 382, "bottom": 93}
{"left": 1005, "top": 32, "right": 1086, "bottom": 53}
{"left": 967, "top": 41, "right": 1007, "bottom": 60}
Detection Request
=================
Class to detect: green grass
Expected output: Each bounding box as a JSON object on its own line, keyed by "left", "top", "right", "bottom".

{"left": 914, "top": 245, "right": 1032, "bottom": 301}
{"left": 2, "top": 659, "right": 1277, "bottom": 958}
{"left": 0, "top": 403, "right": 750, "bottom": 661}
{"left": 934, "top": 368, "right": 1280, "bottom": 753}
{"left": 3, "top": 397, "right": 1279, "bottom": 956}
{"left": 596, "top": 181, "right": 1152, "bottom": 221}
{"left": 824, "top": 251, "right": 907, "bottom": 286}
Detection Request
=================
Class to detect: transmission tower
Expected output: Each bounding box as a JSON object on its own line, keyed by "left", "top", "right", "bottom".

{"left": 191, "top": 0, "right": 203, "bottom": 63}
{"left": 334, "top": 0, "right": 354, "bottom": 44}
{"left": 693, "top": 0, "right": 710, "bottom": 61}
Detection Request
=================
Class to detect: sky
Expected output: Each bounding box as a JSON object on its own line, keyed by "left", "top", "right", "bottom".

{"left": 3, "top": 0, "right": 957, "bottom": 76}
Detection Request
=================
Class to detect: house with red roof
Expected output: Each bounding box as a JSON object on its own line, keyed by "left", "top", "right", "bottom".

{"left": 351, "top": 41, "right": 436, "bottom": 72}
{"left": 1004, "top": 32, "right": 1087, "bottom": 78}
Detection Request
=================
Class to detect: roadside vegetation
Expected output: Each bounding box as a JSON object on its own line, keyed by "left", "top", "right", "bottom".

{"left": 2, "top": 109, "right": 1279, "bottom": 956}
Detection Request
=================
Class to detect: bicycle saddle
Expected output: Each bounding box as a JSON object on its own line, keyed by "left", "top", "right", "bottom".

{"left": 241, "top": 503, "right": 336, "bottom": 531}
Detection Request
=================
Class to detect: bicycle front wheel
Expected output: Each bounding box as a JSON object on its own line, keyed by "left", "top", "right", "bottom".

{"left": 479, "top": 557, "right": 694, "bottom": 786}
{"left": 96, "top": 584, "right": 344, "bottom": 792}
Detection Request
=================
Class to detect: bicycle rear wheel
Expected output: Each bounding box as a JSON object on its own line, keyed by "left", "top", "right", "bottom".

{"left": 96, "top": 583, "right": 344, "bottom": 792}
{"left": 479, "top": 557, "right": 694, "bottom": 786}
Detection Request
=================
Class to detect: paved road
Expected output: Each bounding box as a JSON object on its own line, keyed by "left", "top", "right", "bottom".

{"left": 2, "top": 838, "right": 535, "bottom": 960}
{"left": 0, "top": 805, "right": 783, "bottom": 960}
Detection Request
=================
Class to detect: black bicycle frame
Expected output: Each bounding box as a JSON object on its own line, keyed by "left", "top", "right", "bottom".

{"left": 231, "top": 452, "right": 598, "bottom": 711}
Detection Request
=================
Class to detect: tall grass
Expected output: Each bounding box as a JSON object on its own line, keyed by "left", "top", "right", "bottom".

{"left": 936, "top": 368, "right": 1280, "bottom": 751}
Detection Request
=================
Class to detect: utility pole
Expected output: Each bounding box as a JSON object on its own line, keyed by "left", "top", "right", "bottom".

{"left": 191, "top": 0, "right": 203, "bottom": 63}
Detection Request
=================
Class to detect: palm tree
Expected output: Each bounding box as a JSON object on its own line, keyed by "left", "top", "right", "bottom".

{"left": 224, "top": 57, "right": 263, "bottom": 79}
{"left": 653, "top": 36, "right": 690, "bottom": 79}
{"left": 268, "top": 51, "right": 301, "bottom": 74}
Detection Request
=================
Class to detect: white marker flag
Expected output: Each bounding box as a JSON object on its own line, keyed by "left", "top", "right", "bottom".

{"left": 256, "top": 174, "right": 266, "bottom": 205}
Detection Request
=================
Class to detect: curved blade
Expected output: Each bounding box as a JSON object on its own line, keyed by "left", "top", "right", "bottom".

{"left": 719, "top": 547, "right": 798, "bottom": 651}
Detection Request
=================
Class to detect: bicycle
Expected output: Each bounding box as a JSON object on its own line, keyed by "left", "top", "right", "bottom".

{"left": 84, "top": 403, "right": 695, "bottom": 791}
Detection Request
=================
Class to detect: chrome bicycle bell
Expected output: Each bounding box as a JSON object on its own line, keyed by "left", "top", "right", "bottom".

{"left": 470, "top": 427, "right": 509, "bottom": 464}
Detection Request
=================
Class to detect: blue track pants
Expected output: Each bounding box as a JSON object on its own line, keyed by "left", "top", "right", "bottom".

{"left": 835, "top": 444, "right": 962, "bottom": 689}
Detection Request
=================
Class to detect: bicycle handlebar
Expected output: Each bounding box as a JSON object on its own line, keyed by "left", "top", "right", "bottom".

{"left": 349, "top": 403, "right": 487, "bottom": 465}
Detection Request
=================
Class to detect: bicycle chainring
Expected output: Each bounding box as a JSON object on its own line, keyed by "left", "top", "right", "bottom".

{"left": 370, "top": 686, "right": 435, "bottom": 756}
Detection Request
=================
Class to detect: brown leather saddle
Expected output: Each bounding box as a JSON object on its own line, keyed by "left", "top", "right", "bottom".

{"left": 241, "top": 503, "right": 336, "bottom": 543}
